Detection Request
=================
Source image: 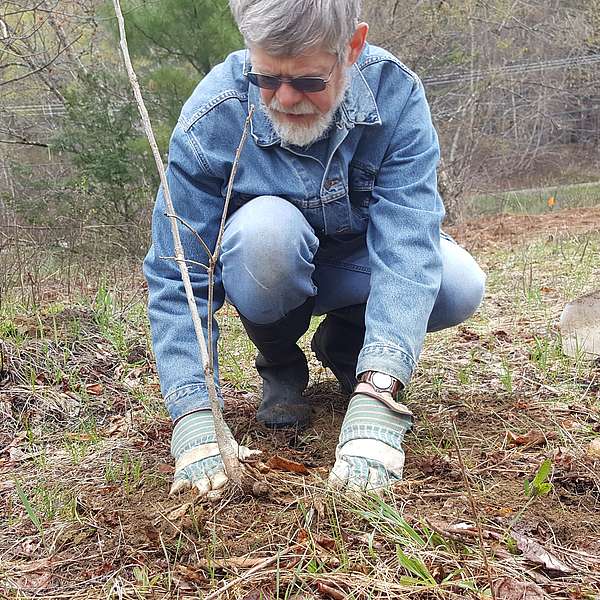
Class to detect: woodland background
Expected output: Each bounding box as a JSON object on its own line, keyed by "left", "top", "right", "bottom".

{"left": 1, "top": 0, "right": 600, "bottom": 257}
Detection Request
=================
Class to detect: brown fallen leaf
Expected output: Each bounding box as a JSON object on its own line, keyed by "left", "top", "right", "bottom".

{"left": 173, "top": 564, "right": 208, "bottom": 584}
{"left": 512, "top": 531, "right": 572, "bottom": 575}
{"left": 316, "top": 581, "right": 346, "bottom": 600}
{"left": 86, "top": 382, "right": 104, "bottom": 395}
{"left": 494, "top": 577, "right": 544, "bottom": 599}
{"left": 506, "top": 430, "right": 554, "bottom": 448}
{"left": 167, "top": 502, "right": 192, "bottom": 521}
{"left": 266, "top": 455, "right": 310, "bottom": 475}
{"left": 315, "top": 535, "right": 337, "bottom": 551}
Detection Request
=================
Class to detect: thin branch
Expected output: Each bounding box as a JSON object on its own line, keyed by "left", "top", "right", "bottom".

{"left": 451, "top": 421, "right": 497, "bottom": 600}
{"left": 112, "top": 0, "right": 242, "bottom": 485}
{"left": 0, "top": 139, "right": 49, "bottom": 148}
{"left": 206, "top": 106, "right": 254, "bottom": 367}
{"left": 212, "top": 107, "right": 254, "bottom": 264}
{"left": 163, "top": 212, "right": 212, "bottom": 260}
{"left": 203, "top": 547, "right": 298, "bottom": 600}
{"left": 159, "top": 256, "right": 210, "bottom": 271}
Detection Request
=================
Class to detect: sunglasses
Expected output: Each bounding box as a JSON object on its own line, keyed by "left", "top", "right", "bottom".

{"left": 245, "top": 63, "right": 337, "bottom": 93}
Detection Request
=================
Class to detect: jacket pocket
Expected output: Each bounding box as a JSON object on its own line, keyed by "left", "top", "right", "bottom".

{"left": 348, "top": 163, "right": 375, "bottom": 230}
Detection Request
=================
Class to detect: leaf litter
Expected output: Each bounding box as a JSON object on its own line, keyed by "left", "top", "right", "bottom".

{"left": 1, "top": 210, "right": 600, "bottom": 598}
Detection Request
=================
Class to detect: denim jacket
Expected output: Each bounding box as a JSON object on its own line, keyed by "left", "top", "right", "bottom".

{"left": 143, "top": 44, "right": 445, "bottom": 422}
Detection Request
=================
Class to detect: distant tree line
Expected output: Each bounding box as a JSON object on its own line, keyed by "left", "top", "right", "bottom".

{"left": 364, "top": 0, "right": 600, "bottom": 219}
{"left": 1, "top": 0, "right": 599, "bottom": 253}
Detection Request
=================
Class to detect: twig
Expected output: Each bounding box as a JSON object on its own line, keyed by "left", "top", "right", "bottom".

{"left": 112, "top": 0, "right": 242, "bottom": 483}
{"left": 203, "top": 545, "right": 298, "bottom": 600}
{"left": 159, "top": 256, "right": 210, "bottom": 271}
{"left": 451, "top": 421, "right": 497, "bottom": 600}
{"left": 163, "top": 212, "right": 212, "bottom": 260}
{"left": 205, "top": 107, "right": 253, "bottom": 367}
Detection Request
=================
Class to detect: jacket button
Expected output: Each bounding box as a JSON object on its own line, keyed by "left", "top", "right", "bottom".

{"left": 325, "top": 179, "right": 339, "bottom": 189}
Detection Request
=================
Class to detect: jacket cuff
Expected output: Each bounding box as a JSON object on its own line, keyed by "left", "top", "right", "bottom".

{"left": 356, "top": 343, "right": 416, "bottom": 388}
{"left": 165, "top": 383, "right": 223, "bottom": 422}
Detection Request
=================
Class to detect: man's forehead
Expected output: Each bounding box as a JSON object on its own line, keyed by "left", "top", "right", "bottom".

{"left": 249, "top": 46, "right": 336, "bottom": 73}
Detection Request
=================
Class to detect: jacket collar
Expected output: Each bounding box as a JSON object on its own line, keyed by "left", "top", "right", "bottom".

{"left": 244, "top": 50, "right": 382, "bottom": 148}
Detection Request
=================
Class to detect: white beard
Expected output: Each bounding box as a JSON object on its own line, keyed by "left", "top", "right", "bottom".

{"left": 262, "top": 72, "right": 349, "bottom": 147}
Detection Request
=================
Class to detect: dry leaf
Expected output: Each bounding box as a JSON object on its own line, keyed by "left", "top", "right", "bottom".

{"left": 494, "top": 577, "right": 544, "bottom": 599}
{"left": 266, "top": 455, "right": 310, "bottom": 475}
{"left": 167, "top": 502, "right": 192, "bottom": 521}
{"left": 315, "top": 535, "right": 337, "bottom": 551}
{"left": 586, "top": 438, "right": 600, "bottom": 460}
{"left": 316, "top": 581, "right": 346, "bottom": 600}
{"left": 13, "top": 571, "right": 53, "bottom": 592}
{"left": 506, "top": 430, "right": 553, "bottom": 447}
{"left": 86, "top": 382, "right": 104, "bottom": 395}
{"left": 296, "top": 528, "right": 309, "bottom": 544}
{"left": 174, "top": 564, "right": 207, "bottom": 584}
{"left": 512, "top": 531, "right": 572, "bottom": 575}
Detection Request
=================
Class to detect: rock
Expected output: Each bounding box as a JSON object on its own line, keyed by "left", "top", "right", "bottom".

{"left": 587, "top": 438, "right": 600, "bottom": 460}
{"left": 559, "top": 290, "right": 600, "bottom": 359}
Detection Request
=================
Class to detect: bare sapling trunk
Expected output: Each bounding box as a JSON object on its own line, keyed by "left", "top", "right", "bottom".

{"left": 112, "top": 0, "right": 254, "bottom": 487}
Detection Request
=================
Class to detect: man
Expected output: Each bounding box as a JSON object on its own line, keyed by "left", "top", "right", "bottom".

{"left": 143, "top": 0, "right": 486, "bottom": 495}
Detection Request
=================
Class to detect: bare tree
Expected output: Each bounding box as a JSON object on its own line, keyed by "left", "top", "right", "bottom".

{"left": 364, "top": 0, "right": 600, "bottom": 221}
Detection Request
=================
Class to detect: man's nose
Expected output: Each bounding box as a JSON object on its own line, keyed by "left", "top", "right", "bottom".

{"left": 275, "top": 82, "right": 304, "bottom": 109}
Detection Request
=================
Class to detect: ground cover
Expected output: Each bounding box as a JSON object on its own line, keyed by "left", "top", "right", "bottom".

{"left": 1, "top": 207, "right": 599, "bottom": 599}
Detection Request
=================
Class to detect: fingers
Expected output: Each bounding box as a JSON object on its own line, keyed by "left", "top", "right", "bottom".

{"left": 210, "top": 470, "right": 228, "bottom": 490}
{"left": 328, "top": 458, "right": 349, "bottom": 490}
{"left": 171, "top": 457, "right": 231, "bottom": 498}
{"left": 238, "top": 446, "right": 262, "bottom": 461}
{"left": 327, "top": 455, "right": 396, "bottom": 495}
{"left": 170, "top": 444, "right": 262, "bottom": 498}
{"left": 170, "top": 476, "right": 191, "bottom": 496}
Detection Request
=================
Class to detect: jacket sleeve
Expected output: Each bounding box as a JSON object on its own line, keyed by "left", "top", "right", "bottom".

{"left": 143, "top": 121, "right": 226, "bottom": 422}
{"left": 356, "top": 76, "right": 445, "bottom": 385}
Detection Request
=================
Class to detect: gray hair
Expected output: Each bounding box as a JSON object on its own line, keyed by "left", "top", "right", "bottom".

{"left": 229, "top": 0, "right": 361, "bottom": 58}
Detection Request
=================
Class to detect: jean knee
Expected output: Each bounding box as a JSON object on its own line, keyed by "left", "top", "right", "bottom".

{"left": 428, "top": 243, "right": 486, "bottom": 332}
{"left": 221, "top": 196, "right": 318, "bottom": 323}
{"left": 453, "top": 264, "right": 486, "bottom": 323}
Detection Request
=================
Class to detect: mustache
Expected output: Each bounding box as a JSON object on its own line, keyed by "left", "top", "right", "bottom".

{"left": 267, "top": 97, "right": 319, "bottom": 115}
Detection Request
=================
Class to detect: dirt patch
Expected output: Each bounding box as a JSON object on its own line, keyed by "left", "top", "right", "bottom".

{"left": 448, "top": 206, "right": 600, "bottom": 250}
{"left": 1, "top": 208, "right": 600, "bottom": 598}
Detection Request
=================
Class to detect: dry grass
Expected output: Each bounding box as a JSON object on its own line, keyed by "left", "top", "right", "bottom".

{"left": 1, "top": 208, "right": 599, "bottom": 599}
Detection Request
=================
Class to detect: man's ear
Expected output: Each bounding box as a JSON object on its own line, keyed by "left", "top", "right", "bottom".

{"left": 346, "top": 22, "right": 369, "bottom": 66}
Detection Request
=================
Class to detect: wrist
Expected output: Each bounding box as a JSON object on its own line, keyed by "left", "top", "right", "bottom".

{"left": 357, "top": 370, "right": 403, "bottom": 396}
{"left": 353, "top": 372, "right": 411, "bottom": 418}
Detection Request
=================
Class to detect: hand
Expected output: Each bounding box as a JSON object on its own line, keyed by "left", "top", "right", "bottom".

{"left": 327, "top": 392, "right": 411, "bottom": 493}
{"left": 170, "top": 410, "right": 260, "bottom": 496}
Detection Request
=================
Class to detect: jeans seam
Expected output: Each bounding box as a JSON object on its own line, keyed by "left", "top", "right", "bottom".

{"left": 314, "top": 259, "right": 370, "bottom": 274}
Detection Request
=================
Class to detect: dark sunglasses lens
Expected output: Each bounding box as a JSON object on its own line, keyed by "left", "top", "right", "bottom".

{"left": 248, "top": 73, "right": 280, "bottom": 90}
{"left": 293, "top": 77, "right": 326, "bottom": 93}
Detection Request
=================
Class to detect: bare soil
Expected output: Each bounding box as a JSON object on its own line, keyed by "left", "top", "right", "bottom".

{"left": 1, "top": 207, "right": 599, "bottom": 599}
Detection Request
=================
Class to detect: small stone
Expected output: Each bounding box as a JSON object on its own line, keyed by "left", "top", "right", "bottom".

{"left": 560, "top": 290, "right": 600, "bottom": 359}
{"left": 252, "top": 481, "right": 271, "bottom": 497}
{"left": 586, "top": 438, "right": 600, "bottom": 460}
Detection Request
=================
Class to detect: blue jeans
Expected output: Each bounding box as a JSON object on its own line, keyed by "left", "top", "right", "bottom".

{"left": 221, "top": 195, "right": 485, "bottom": 331}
